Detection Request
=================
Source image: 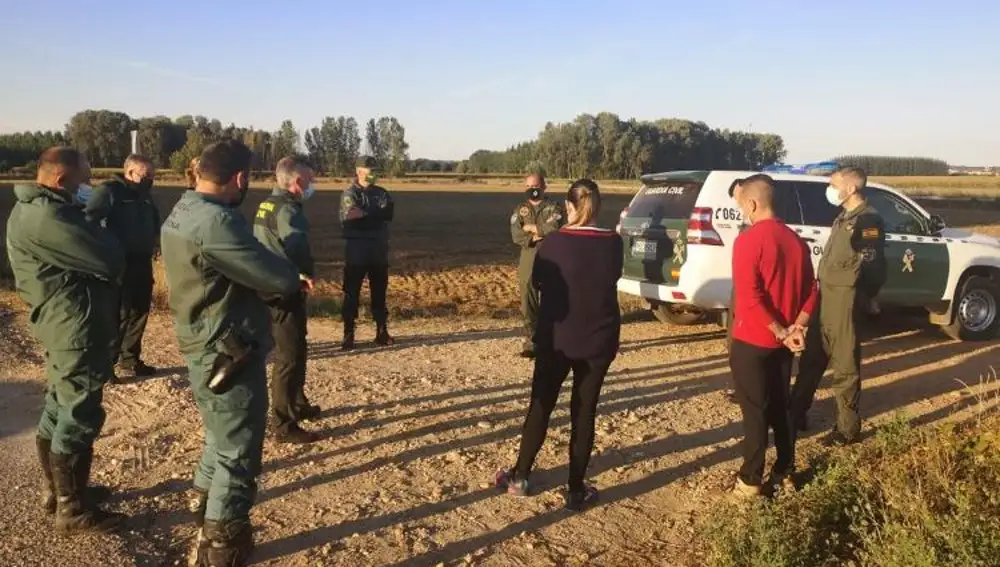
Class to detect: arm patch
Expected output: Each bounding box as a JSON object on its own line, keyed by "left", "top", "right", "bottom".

{"left": 862, "top": 227, "right": 880, "bottom": 239}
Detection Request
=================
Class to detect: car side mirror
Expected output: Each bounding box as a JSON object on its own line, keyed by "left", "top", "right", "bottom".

{"left": 929, "top": 214, "right": 946, "bottom": 234}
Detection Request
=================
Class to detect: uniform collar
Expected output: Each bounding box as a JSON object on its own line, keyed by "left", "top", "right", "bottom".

{"left": 839, "top": 198, "right": 870, "bottom": 220}
{"left": 186, "top": 189, "right": 233, "bottom": 207}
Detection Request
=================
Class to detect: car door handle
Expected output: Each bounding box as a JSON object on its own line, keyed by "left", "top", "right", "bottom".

{"left": 801, "top": 237, "right": 816, "bottom": 243}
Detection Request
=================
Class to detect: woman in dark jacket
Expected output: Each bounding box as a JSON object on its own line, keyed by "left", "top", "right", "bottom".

{"left": 496, "top": 178, "right": 624, "bottom": 511}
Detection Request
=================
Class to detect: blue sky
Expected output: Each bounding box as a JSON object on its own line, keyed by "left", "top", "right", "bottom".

{"left": 1, "top": 0, "right": 998, "bottom": 165}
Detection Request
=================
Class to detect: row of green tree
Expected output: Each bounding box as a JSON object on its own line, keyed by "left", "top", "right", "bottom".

{"left": 456, "top": 113, "right": 788, "bottom": 178}
{"left": 834, "top": 155, "right": 949, "bottom": 176}
{"left": 0, "top": 110, "right": 413, "bottom": 176}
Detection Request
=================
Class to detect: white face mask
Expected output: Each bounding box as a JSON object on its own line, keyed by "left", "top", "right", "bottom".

{"left": 75, "top": 184, "right": 93, "bottom": 205}
{"left": 826, "top": 185, "right": 846, "bottom": 207}
{"left": 301, "top": 183, "right": 315, "bottom": 201}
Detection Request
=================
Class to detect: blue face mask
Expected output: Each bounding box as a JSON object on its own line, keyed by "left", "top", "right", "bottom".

{"left": 302, "top": 183, "right": 315, "bottom": 201}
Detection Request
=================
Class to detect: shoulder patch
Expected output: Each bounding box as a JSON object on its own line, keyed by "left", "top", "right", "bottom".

{"left": 510, "top": 213, "right": 519, "bottom": 225}
{"left": 861, "top": 227, "right": 880, "bottom": 239}
{"left": 861, "top": 248, "right": 876, "bottom": 262}
{"left": 519, "top": 206, "right": 530, "bottom": 218}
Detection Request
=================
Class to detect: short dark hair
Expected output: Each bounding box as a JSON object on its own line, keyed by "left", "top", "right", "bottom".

{"left": 197, "top": 139, "right": 253, "bottom": 185}
{"left": 38, "top": 146, "right": 84, "bottom": 175}
{"left": 356, "top": 155, "right": 378, "bottom": 169}
{"left": 729, "top": 173, "right": 774, "bottom": 197}
{"left": 835, "top": 166, "right": 868, "bottom": 191}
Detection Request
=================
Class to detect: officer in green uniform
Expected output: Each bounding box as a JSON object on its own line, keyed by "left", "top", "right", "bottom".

{"left": 160, "top": 140, "right": 301, "bottom": 566}
{"left": 85, "top": 154, "right": 161, "bottom": 381}
{"left": 6, "top": 147, "right": 125, "bottom": 534}
{"left": 339, "top": 155, "right": 395, "bottom": 350}
{"left": 510, "top": 172, "right": 565, "bottom": 357}
{"left": 253, "top": 156, "right": 321, "bottom": 445}
{"left": 790, "top": 167, "right": 887, "bottom": 446}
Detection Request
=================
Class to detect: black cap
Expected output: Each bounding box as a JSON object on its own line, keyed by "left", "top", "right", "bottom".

{"left": 356, "top": 155, "right": 378, "bottom": 169}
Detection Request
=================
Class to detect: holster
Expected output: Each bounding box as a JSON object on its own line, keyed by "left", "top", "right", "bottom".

{"left": 207, "top": 329, "right": 256, "bottom": 395}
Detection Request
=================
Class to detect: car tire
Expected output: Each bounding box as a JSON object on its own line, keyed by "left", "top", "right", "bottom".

{"left": 652, "top": 303, "right": 705, "bottom": 326}
{"left": 942, "top": 276, "right": 1000, "bottom": 341}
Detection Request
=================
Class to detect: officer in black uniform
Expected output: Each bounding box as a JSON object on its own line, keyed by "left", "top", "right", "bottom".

{"left": 339, "top": 155, "right": 395, "bottom": 350}
{"left": 253, "top": 156, "right": 321, "bottom": 444}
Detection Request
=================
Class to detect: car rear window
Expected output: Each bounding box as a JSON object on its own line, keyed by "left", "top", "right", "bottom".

{"left": 626, "top": 181, "right": 703, "bottom": 220}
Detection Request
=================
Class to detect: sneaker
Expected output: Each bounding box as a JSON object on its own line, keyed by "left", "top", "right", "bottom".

{"left": 274, "top": 424, "right": 320, "bottom": 445}
{"left": 494, "top": 469, "right": 529, "bottom": 497}
{"left": 767, "top": 470, "right": 796, "bottom": 494}
{"left": 341, "top": 331, "right": 356, "bottom": 351}
{"left": 374, "top": 327, "right": 395, "bottom": 347}
{"left": 564, "top": 484, "right": 599, "bottom": 512}
{"left": 295, "top": 404, "right": 322, "bottom": 421}
{"left": 732, "top": 477, "right": 763, "bottom": 499}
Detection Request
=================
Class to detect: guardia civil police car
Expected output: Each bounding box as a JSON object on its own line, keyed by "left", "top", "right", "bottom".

{"left": 615, "top": 168, "right": 1000, "bottom": 341}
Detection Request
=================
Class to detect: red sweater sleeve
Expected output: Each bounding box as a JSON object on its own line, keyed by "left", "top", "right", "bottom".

{"left": 733, "top": 230, "right": 780, "bottom": 332}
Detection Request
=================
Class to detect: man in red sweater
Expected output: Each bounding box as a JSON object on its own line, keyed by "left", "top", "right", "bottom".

{"left": 730, "top": 174, "right": 817, "bottom": 497}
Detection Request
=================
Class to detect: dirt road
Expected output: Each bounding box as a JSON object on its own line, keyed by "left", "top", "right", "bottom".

{"left": 2, "top": 309, "right": 999, "bottom": 567}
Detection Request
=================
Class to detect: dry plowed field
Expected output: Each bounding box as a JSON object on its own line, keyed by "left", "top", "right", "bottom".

{"left": 1, "top": 185, "right": 999, "bottom": 566}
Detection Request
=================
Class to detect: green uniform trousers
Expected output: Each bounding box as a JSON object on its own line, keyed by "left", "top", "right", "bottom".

{"left": 37, "top": 349, "right": 112, "bottom": 455}
{"left": 187, "top": 350, "right": 268, "bottom": 522}
{"left": 115, "top": 255, "right": 154, "bottom": 368}
{"left": 518, "top": 250, "right": 540, "bottom": 345}
{"left": 790, "top": 286, "right": 862, "bottom": 440}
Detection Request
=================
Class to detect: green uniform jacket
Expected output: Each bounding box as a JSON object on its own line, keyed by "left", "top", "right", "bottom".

{"left": 5, "top": 183, "right": 125, "bottom": 350}
{"left": 818, "top": 200, "right": 888, "bottom": 298}
{"left": 160, "top": 191, "right": 301, "bottom": 356}
{"left": 340, "top": 182, "right": 394, "bottom": 266}
{"left": 84, "top": 174, "right": 161, "bottom": 257}
{"left": 510, "top": 198, "right": 565, "bottom": 262}
{"left": 253, "top": 189, "right": 315, "bottom": 278}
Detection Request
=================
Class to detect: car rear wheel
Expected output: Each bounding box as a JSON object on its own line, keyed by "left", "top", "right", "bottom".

{"left": 942, "top": 276, "right": 1000, "bottom": 341}
{"left": 651, "top": 303, "right": 706, "bottom": 326}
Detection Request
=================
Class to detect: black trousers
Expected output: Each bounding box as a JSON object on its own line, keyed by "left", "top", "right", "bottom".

{"left": 269, "top": 292, "right": 309, "bottom": 432}
{"left": 730, "top": 339, "right": 794, "bottom": 486}
{"left": 515, "top": 350, "right": 613, "bottom": 492}
{"left": 116, "top": 256, "right": 154, "bottom": 367}
{"left": 342, "top": 264, "right": 389, "bottom": 327}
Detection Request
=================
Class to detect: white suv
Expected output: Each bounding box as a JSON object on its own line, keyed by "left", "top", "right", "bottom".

{"left": 615, "top": 170, "right": 1000, "bottom": 341}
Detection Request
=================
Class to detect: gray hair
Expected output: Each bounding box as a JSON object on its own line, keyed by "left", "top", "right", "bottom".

{"left": 275, "top": 156, "right": 312, "bottom": 189}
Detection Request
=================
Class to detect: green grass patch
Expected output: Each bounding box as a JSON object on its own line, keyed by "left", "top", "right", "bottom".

{"left": 699, "top": 411, "right": 1000, "bottom": 567}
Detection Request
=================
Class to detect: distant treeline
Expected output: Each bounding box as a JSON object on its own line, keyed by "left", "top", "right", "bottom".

{"left": 456, "top": 113, "right": 787, "bottom": 179}
{"left": 0, "top": 110, "right": 415, "bottom": 177}
{"left": 835, "top": 155, "right": 950, "bottom": 176}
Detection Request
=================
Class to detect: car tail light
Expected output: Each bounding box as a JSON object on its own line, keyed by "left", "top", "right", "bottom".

{"left": 687, "top": 207, "right": 723, "bottom": 246}
{"left": 615, "top": 207, "right": 628, "bottom": 234}
{"left": 671, "top": 291, "right": 686, "bottom": 300}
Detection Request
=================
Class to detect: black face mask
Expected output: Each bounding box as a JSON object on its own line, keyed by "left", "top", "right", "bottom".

{"left": 136, "top": 178, "right": 154, "bottom": 192}
{"left": 526, "top": 188, "right": 543, "bottom": 201}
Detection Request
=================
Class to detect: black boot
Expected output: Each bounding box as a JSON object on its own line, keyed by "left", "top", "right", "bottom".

{"left": 38, "top": 439, "right": 111, "bottom": 515}
{"left": 341, "top": 324, "right": 356, "bottom": 351}
{"left": 77, "top": 447, "right": 113, "bottom": 505}
{"left": 50, "top": 452, "right": 123, "bottom": 535}
{"left": 374, "top": 323, "right": 394, "bottom": 347}
{"left": 36, "top": 437, "right": 56, "bottom": 514}
{"left": 198, "top": 518, "right": 254, "bottom": 567}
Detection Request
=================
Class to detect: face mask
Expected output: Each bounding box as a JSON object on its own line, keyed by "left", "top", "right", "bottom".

{"left": 301, "top": 183, "right": 315, "bottom": 201}
{"left": 137, "top": 178, "right": 154, "bottom": 192}
{"left": 74, "top": 184, "right": 93, "bottom": 205}
{"left": 364, "top": 174, "right": 379, "bottom": 186}
{"left": 826, "top": 185, "right": 846, "bottom": 207}
{"left": 526, "top": 188, "right": 543, "bottom": 201}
